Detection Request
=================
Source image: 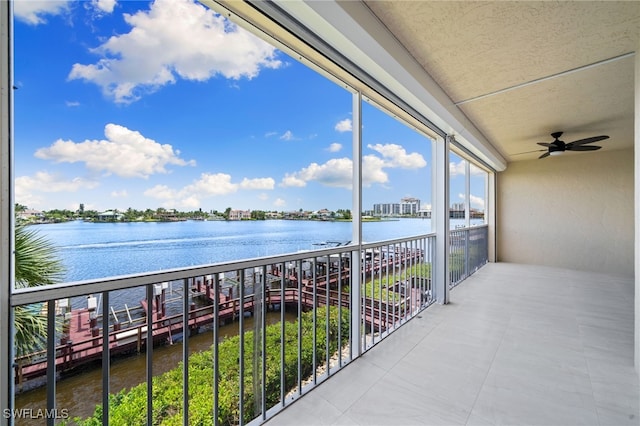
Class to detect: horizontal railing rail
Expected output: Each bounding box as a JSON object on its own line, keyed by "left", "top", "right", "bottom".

{"left": 11, "top": 244, "right": 363, "bottom": 306}
{"left": 11, "top": 233, "right": 437, "bottom": 425}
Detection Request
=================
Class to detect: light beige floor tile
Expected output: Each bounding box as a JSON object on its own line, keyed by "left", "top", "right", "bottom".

{"left": 267, "top": 263, "right": 637, "bottom": 426}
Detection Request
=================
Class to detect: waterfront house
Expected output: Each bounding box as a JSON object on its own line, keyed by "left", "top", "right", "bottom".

{"left": 314, "top": 209, "right": 332, "bottom": 220}
{"left": 16, "top": 209, "right": 44, "bottom": 223}
{"left": 96, "top": 210, "right": 124, "bottom": 222}
{"left": 228, "top": 209, "right": 251, "bottom": 221}
{"left": 1, "top": 1, "right": 638, "bottom": 425}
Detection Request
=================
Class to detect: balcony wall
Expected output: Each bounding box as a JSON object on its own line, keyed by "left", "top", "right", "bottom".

{"left": 497, "top": 148, "right": 633, "bottom": 277}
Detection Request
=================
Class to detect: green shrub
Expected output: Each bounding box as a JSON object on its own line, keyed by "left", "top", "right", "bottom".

{"left": 73, "top": 307, "right": 349, "bottom": 425}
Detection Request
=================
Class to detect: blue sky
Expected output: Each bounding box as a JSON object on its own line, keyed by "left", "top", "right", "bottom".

{"left": 13, "top": 0, "right": 485, "bottom": 213}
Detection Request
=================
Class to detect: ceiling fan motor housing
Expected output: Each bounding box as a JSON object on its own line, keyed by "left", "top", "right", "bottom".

{"left": 550, "top": 140, "right": 565, "bottom": 153}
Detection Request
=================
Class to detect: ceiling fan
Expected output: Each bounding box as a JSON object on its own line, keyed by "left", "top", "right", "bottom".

{"left": 532, "top": 131, "right": 609, "bottom": 159}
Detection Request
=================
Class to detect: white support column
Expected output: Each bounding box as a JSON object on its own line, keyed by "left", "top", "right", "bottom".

{"left": 634, "top": 41, "right": 640, "bottom": 377}
{"left": 351, "top": 91, "right": 362, "bottom": 357}
{"left": 0, "top": 0, "right": 12, "bottom": 422}
{"left": 432, "top": 136, "right": 450, "bottom": 304}
{"left": 487, "top": 172, "right": 497, "bottom": 262}
{"left": 464, "top": 160, "right": 470, "bottom": 228}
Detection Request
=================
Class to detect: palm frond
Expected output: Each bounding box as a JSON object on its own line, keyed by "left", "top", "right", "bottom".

{"left": 15, "top": 224, "right": 64, "bottom": 288}
{"left": 14, "top": 224, "right": 66, "bottom": 358}
{"left": 14, "top": 305, "right": 48, "bottom": 358}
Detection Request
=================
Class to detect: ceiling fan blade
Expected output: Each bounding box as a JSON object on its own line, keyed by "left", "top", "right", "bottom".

{"left": 567, "top": 145, "right": 601, "bottom": 151}
{"left": 537, "top": 142, "right": 553, "bottom": 147}
{"left": 511, "top": 149, "right": 545, "bottom": 156}
{"left": 567, "top": 135, "right": 609, "bottom": 147}
{"left": 538, "top": 152, "right": 550, "bottom": 159}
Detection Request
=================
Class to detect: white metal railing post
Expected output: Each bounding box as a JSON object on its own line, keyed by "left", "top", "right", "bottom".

{"left": 145, "top": 284, "right": 153, "bottom": 426}
{"left": 351, "top": 91, "right": 362, "bottom": 357}
{"left": 102, "top": 292, "right": 110, "bottom": 426}
{"left": 182, "top": 278, "right": 189, "bottom": 426}
{"left": 432, "top": 136, "right": 450, "bottom": 303}
{"left": 0, "top": 0, "right": 12, "bottom": 423}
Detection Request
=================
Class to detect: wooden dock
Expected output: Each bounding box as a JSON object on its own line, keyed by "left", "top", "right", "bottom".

{"left": 15, "top": 251, "right": 425, "bottom": 385}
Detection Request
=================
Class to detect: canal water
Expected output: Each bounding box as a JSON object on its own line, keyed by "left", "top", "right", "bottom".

{"left": 15, "top": 310, "right": 296, "bottom": 422}
{"left": 29, "top": 218, "right": 452, "bottom": 283}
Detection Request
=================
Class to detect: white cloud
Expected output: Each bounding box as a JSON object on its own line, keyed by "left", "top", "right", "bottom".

{"left": 281, "top": 174, "right": 307, "bottom": 188}
{"left": 68, "top": 0, "right": 282, "bottom": 103}
{"left": 178, "top": 196, "right": 201, "bottom": 210}
{"left": 274, "top": 198, "right": 286, "bottom": 207}
{"left": 181, "top": 173, "right": 238, "bottom": 196}
{"left": 334, "top": 119, "right": 352, "bottom": 133}
{"left": 362, "top": 155, "right": 389, "bottom": 186}
{"left": 264, "top": 131, "right": 278, "bottom": 138}
{"left": 16, "top": 171, "right": 99, "bottom": 193}
{"left": 450, "top": 161, "right": 465, "bottom": 176}
{"left": 145, "top": 172, "right": 275, "bottom": 209}
{"left": 470, "top": 163, "right": 485, "bottom": 176}
{"left": 297, "top": 158, "right": 353, "bottom": 188}
{"left": 457, "top": 193, "right": 485, "bottom": 210}
{"left": 281, "top": 156, "right": 389, "bottom": 189}
{"left": 470, "top": 194, "right": 485, "bottom": 210}
{"left": 280, "top": 143, "right": 424, "bottom": 189}
{"left": 34, "top": 123, "right": 196, "bottom": 179}
{"left": 14, "top": 0, "right": 71, "bottom": 25}
{"left": 92, "top": 0, "right": 116, "bottom": 13}
{"left": 144, "top": 184, "right": 177, "bottom": 200}
{"left": 240, "top": 177, "right": 275, "bottom": 190}
{"left": 450, "top": 160, "right": 486, "bottom": 177}
{"left": 367, "top": 143, "right": 426, "bottom": 169}
{"left": 258, "top": 193, "right": 269, "bottom": 201}
{"left": 15, "top": 171, "right": 99, "bottom": 207}
{"left": 66, "top": 101, "right": 80, "bottom": 107}
{"left": 111, "top": 190, "right": 128, "bottom": 198}
{"left": 280, "top": 130, "right": 295, "bottom": 141}
{"left": 327, "top": 143, "right": 342, "bottom": 153}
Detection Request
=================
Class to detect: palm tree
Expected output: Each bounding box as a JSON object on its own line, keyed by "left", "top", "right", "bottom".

{"left": 14, "top": 224, "right": 64, "bottom": 366}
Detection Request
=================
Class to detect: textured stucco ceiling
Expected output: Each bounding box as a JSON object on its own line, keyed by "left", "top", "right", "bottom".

{"left": 364, "top": 1, "right": 640, "bottom": 162}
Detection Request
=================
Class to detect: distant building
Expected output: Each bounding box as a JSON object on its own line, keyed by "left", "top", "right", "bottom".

{"left": 418, "top": 209, "right": 431, "bottom": 218}
{"left": 373, "top": 203, "right": 400, "bottom": 216}
{"left": 450, "top": 202, "right": 466, "bottom": 219}
{"left": 400, "top": 197, "right": 420, "bottom": 215}
{"left": 315, "top": 209, "right": 332, "bottom": 219}
{"left": 229, "top": 210, "right": 251, "bottom": 220}
{"left": 373, "top": 198, "right": 422, "bottom": 217}
{"left": 155, "top": 209, "right": 182, "bottom": 221}
{"left": 17, "top": 209, "right": 44, "bottom": 222}
{"left": 97, "top": 210, "right": 123, "bottom": 222}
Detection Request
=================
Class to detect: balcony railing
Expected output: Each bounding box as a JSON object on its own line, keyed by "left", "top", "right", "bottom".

{"left": 10, "top": 234, "right": 436, "bottom": 425}
{"left": 449, "top": 225, "right": 489, "bottom": 288}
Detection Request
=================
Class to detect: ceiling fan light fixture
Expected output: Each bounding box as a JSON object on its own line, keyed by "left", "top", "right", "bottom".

{"left": 529, "top": 132, "right": 609, "bottom": 160}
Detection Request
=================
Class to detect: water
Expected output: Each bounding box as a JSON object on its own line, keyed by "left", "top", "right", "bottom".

{"left": 35, "top": 218, "right": 442, "bottom": 283}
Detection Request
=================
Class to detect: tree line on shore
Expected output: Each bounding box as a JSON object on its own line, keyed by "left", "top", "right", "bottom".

{"left": 15, "top": 204, "right": 353, "bottom": 224}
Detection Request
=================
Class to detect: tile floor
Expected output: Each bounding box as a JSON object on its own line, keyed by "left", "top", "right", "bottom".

{"left": 266, "top": 262, "right": 639, "bottom": 425}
